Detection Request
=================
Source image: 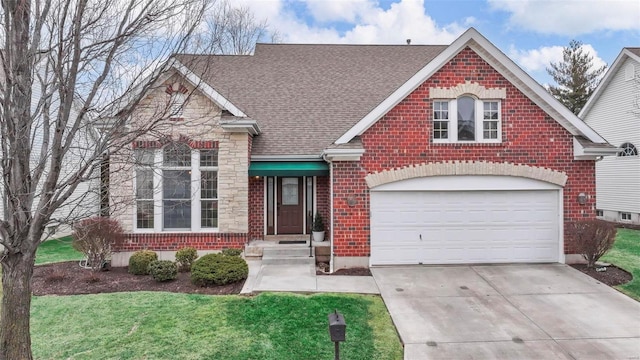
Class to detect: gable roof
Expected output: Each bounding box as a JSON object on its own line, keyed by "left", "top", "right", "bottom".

{"left": 579, "top": 47, "right": 640, "bottom": 117}
{"left": 336, "top": 28, "right": 607, "bottom": 145}
{"left": 176, "top": 44, "right": 446, "bottom": 156}
{"left": 175, "top": 28, "right": 609, "bottom": 157}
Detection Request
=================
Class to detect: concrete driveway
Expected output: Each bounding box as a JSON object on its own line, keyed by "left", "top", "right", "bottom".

{"left": 371, "top": 264, "right": 640, "bottom": 360}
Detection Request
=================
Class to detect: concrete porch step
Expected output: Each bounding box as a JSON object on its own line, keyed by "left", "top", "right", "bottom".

{"left": 261, "top": 247, "right": 314, "bottom": 265}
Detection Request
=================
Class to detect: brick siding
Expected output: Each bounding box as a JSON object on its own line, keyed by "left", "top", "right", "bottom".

{"left": 116, "top": 232, "right": 248, "bottom": 251}
{"left": 332, "top": 47, "right": 596, "bottom": 257}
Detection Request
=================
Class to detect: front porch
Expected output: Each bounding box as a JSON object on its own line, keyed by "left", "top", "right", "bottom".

{"left": 248, "top": 160, "right": 331, "bottom": 241}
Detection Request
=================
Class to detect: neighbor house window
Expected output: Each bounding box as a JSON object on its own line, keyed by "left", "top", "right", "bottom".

{"left": 618, "top": 142, "right": 638, "bottom": 157}
{"left": 620, "top": 212, "right": 632, "bottom": 221}
{"left": 135, "top": 142, "right": 218, "bottom": 231}
{"left": 596, "top": 209, "right": 603, "bottom": 217}
{"left": 433, "top": 97, "right": 501, "bottom": 143}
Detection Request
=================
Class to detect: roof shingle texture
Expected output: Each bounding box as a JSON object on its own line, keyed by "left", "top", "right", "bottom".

{"left": 176, "top": 44, "right": 446, "bottom": 156}
{"left": 626, "top": 47, "right": 640, "bottom": 57}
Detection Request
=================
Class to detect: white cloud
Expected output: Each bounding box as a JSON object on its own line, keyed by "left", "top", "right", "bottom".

{"left": 510, "top": 44, "right": 608, "bottom": 73}
{"left": 489, "top": 0, "right": 640, "bottom": 35}
{"left": 304, "top": 0, "right": 375, "bottom": 23}
{"left": 241, "top": 0, "right": 464, "bottom": 45}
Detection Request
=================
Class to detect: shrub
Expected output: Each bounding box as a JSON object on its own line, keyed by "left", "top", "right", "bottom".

{"left": 72, "top": 217, "right": 125, "bottom": 272}
{"left": 221, "top": 248, "right": 242, "bottom": 257}
{"left": 128, "top": 250, "right": 158, "bottom": 275}
{"left": 191, "top": 253, "right": 248, "bottom": 286}
{"left": 175, "top": 247, "right": 198, "bottom": 272}
{"left": 148, "top": 260, "right": 178, "bottom": 282}
{"left": 570, "top": 219, "right": 617, "bottom": 268}
{"left": 312, "top": 212, "right": 325, "bottom": 232}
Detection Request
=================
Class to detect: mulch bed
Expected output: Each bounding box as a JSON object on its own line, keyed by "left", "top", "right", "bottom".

{"left": 315, "top": 262, "right": 372, "bottom": 276}
{"left": 32, "top": 261, "right": 245, "bottom": 296}
{"left": 569, "top": 264, "right": 632, "bottom": 287}
{"left": 31, "top": 261, "right": 630, "bottom": 297}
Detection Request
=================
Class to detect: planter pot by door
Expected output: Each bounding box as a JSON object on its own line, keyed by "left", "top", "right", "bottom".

{"left": 312, "top": 231, "right": 325, "bottom": 242}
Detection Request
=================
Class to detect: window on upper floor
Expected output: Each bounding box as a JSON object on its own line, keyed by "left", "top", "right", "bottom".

{"left": 169, "top": 92, "right": 187, "bottom": 119}
{"left": 618, "top": 142, "right": 638, "bottom": 157}
{"left": 432, "top": 97, "right": 501, "bottom": 143}
{"left": 134, "top": 143, "right": 218, "bottom": 231}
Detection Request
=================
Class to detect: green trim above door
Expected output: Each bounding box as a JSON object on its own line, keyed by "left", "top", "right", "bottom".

{"left": 249, "top": 161, "right": 329, "bottom": 177}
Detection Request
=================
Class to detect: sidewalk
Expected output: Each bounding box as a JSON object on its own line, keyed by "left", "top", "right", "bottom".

{"left": 241, "top": 258, "right": 380, "bottom": 295}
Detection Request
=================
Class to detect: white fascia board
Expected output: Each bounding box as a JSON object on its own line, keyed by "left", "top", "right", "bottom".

{"left": 220, "top": 119, "right": 261, "bottom": 135}
{"left": 463, "top": 39, "right": 606, "bottom": 143}
{"left": 171, "top": 59, "right": 247, "bottom": 118}
{"left": 573, "top": 137, "right": 619, "bottom": 160}
{"left": 251, "top": 155, "right": 323, "bottom": 161}
{"left": 579, "top": 49, "right": 640, "bottom": 118}
{"left": 322, "top": 148, "right": 365, "bottom": 161}
{"left": 334, "top": 29, "right": 480, "bottom": 144}
{"left": 336, "top": 27, "right": 607, "bottom": 145}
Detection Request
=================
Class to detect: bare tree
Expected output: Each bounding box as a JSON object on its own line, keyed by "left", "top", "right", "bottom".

{"left": 198, "top": 0, "right": 278, "bottom": 55}
{"left": 0, "top": 0, "right": 208, "bottom": 358}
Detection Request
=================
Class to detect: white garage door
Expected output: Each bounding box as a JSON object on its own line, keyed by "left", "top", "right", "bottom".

{"left": 370, "top": 186, "right": 560, "bottom": 265}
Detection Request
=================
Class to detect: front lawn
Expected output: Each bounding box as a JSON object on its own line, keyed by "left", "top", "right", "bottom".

{"left": 32, "top": 292, "right": 403, "bottom": 360}
{"left": 601, "top": 228, "right": 640, "bottom": 301}
{"left": 35, "top": 235, "right": 83, "bottom": 265}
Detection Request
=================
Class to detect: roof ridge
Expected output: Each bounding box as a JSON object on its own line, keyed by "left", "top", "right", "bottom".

{"left": 254, "top": 43, "right": 447, "bottom": 47}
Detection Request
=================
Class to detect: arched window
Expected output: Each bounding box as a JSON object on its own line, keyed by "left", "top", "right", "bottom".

{"left": 618, "top": 143, "right": 638, "bottom": 157}
{"left": 432, "top": 96, "right": 501, "bottom": 143}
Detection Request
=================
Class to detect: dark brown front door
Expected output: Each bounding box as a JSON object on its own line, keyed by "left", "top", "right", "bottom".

{"left": 277, "top": 177, "right": 303, "bottom": 234}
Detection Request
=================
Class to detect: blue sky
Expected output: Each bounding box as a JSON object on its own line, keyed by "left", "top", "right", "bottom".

{"left": 237, "top": 0, "right": 639, "bottom": 85}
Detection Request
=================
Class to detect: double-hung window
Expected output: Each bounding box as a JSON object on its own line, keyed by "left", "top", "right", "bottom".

{"left": 433, "top": 97, "right": 501, "bottom": 143}
{"left": 134, "top": 142, "right": 218, "bottom": 231}
{"left": 135, "top": 150, "right": 155, "bottom": 229}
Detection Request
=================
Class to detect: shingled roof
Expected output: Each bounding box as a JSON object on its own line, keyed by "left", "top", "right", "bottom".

{"left": 176, "top": 44, "right": 446, "bottom": 156}
{"left": 627, "top": 47, "right": 640, "bottom": 57}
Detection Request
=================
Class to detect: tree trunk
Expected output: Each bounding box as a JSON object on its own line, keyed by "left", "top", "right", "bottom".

{"left": 0, "top": 251, "right": 36, "bottom": 360}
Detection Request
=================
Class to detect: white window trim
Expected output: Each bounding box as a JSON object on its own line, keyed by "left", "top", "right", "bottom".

{"left": 620, "top": 212, "right": 632, "bottom": 222}
{"left": 617, "top": 142, "right": 638, "bottom": 157}
{"left": 432, "top": 98, "right": 502, "bottom": 144}
{"left": 133, "top": 147, "right": 219, "bottom": 233}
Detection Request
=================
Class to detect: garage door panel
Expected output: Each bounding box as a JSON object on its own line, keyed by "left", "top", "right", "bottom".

{"left": 370, "top": 189, "right": 560, "bottom": 265}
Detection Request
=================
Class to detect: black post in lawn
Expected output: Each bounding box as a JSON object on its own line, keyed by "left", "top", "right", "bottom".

{"left": 328, "top": 310, "right": 347, "bottom": 360}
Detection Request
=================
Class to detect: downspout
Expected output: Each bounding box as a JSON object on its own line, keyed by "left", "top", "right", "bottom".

{"left": 322, "top": 153, "right": 334, "bottom": 273}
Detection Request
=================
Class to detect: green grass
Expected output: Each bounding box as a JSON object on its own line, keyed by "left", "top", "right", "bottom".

{"left": 601, "top": 228, "right": 640, "bottom": 301}
{"left": 35, "top": 235, "right": 83, "bottom": 265}
{"left": 31, "top": 292, "right": 403, "bottom": 360}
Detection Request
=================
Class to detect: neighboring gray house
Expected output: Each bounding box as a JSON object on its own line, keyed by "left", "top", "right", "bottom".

{"left": 0, "top": 62, "right": 101, "bottom": 239}
{"left": 580, "top": 48, "right": 640, "bottom": 224}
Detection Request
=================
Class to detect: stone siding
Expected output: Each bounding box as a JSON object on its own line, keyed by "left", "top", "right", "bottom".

{"left": 110, "top": 71, "right": 250, "bottom": 249}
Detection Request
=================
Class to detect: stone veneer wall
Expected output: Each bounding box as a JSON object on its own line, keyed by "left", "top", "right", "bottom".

{"left": 331, "top": 47, "right": 596, "bottom": 266}
{"left": 109, "top": 72, "right": 250, "bottom": 254}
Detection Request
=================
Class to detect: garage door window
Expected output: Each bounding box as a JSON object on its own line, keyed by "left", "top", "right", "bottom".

{"left": 433, "top": 98, "right": 501, "bottom": 143}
